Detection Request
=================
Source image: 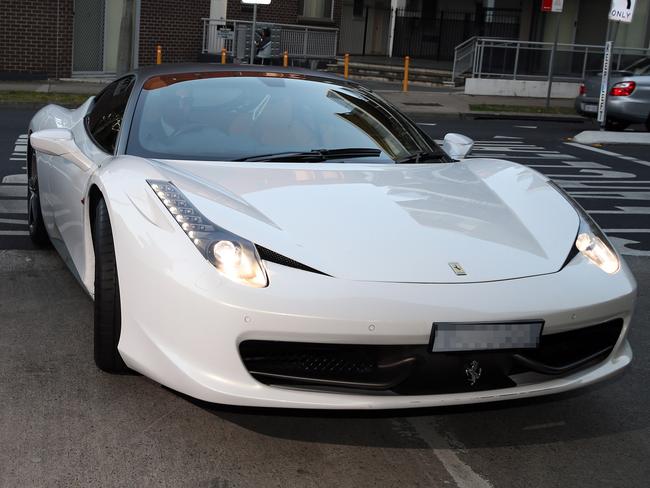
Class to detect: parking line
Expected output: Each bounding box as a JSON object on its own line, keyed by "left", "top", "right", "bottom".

{"left": 564, "top": 142, "right": 650, "bottom": 168}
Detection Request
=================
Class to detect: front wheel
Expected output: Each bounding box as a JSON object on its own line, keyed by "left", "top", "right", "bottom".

{"left": 93, "top": 197, "right": 129, "bottom": 374}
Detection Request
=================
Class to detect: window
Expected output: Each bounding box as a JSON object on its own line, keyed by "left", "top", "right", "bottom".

{"left": 353, "top": 0, "right": 364, "bottom": 18}
{"left": 127, "top": 73, "right": 442, "bottom": 163}
{"left": 299, "top": 0, "right": 333, "bottom": 20}
{"left": 86, "top": 76, "right": 135, "bottom": 154}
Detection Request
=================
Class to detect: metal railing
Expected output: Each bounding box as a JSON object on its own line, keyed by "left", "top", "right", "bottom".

{"left": 453, "top": 37, "right": 650, "bottom": 82}
{"left": 202, "top": 18, "right": 339, "bottom": 61}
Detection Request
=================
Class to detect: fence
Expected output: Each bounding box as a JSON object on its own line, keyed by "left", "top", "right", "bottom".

{"left": 202, "top": 18, "right": 339, "bottom": 62}
{"left": 393, "top": 7, "right": 520, "bottom": 61}
{"left": 454, "top": 37, "right": 650, "bottom": 82}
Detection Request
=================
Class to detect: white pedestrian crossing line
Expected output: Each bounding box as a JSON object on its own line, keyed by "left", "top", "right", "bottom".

{"left": 1, "top": 135, "right": 30, "bottom": 244}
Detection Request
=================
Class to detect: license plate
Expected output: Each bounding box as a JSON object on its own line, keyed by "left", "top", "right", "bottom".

{"left": 581, "top": 103, "right": 598, "bottom": 113}
{"left": 430, "top": 321, "right": 544, "bottom": 353}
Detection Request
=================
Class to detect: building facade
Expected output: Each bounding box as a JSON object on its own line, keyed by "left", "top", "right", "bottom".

{"left": 1, "top": 0, "right": 648, "bottom": 80}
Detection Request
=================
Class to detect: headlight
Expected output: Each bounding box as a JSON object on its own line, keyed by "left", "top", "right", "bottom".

{"left": 147, "top": 180, "right": 268, "bottom": 287}
{"left": 548, "top": 181, "right": 620, "bottom": 274}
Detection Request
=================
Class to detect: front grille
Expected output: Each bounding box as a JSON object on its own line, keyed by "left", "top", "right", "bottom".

{"left": 239, "top": 319, "right": 624, "bottom": 395}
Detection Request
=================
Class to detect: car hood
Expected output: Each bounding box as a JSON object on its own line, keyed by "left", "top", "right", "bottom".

{"left": 151, "top": 159, "right": 579, "bottom": 283}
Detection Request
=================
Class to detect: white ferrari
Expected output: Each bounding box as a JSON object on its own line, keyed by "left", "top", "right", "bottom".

{"left": 28, "top": 65, "right": 636, "bottom": 409}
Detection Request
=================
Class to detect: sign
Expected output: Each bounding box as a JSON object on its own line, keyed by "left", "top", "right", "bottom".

{"left": 541, "top": 0, "right": 564, "bottom": 12}
{"left": 609, "top": 0, "right": 636, "bottom": 23}
{"left": 597, "top": 41, "right": 613, "bottom": 125}
{"left": 241, "top": 0, "right": 271, "bottom": 4}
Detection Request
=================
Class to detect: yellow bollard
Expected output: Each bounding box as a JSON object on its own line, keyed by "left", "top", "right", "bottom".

{"left": 221, "top": 48, "right": 227, "bottom": 64}
{"left": 344, "top": 53, "right": 350, "bottom": 79}
{"left": 156, "top": 45, "right": 162, "bottom": 65}
{"left": 403, "top": 56, "right": 410, "bottom": 93}
{"left": 283, "top": 51, "right": 289, "bottom": 67}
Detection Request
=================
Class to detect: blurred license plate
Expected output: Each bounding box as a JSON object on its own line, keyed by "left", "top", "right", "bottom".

{"left": 581, "top": 103, "right": 598, "bottom": 113}
{"left": 430, "top": 322, "right": 543, "bottom": 353}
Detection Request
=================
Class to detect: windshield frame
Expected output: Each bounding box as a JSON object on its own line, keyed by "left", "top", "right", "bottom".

{"left": 123, "top": 70, "right": 447, "bottom": 164}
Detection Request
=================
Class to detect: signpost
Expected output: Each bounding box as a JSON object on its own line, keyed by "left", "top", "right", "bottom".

{"left": 597, "top": 41, "right": 613, "bottom": 128}
{"left": 242, "top": 0, "right": 272, "bottom": 65}
{"left": 542, "top": 0, "right": 564, "bottom": 108}
{"left": 541, "top": 0, "right": 564, "bottom": 13}
{"left": 609, "top": 0, "right": 637, "bottom": 23}
{"left": 598, "top": 1, "right": 636, "bottom": 129}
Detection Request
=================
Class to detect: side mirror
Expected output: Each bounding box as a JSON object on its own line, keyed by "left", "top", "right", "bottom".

{"left": 30, "top": 129, "right": 94, "bottom": 172}
{"left": 442, "top": 133, "right": 474, "bottom": 160}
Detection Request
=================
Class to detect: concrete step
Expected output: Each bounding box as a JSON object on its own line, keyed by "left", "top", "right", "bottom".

{"left": 326, "top": 60, "right": 464, "bottom": 86}
{"left": 327, "top": 66, "right": 450, "bottom": 86}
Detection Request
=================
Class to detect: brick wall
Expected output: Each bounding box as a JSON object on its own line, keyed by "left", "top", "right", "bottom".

{"left": 0, "top": 0, "right": 74, "bottom": 80}
{"left": 226, "top": 0, "right": 342, "bottom": 27}
{"left": 138, "top": 0, "right": 211, "bottom": 66}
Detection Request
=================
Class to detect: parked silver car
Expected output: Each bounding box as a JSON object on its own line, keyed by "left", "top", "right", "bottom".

{"left": 575, "top": 57, "right": 650, "bottom": 131}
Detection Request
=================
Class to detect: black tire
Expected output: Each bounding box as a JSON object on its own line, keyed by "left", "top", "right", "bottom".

{"left": 27, "top": 145, "right": 50, "bottom": 246}
{"left": 605, "top": 119, "right": 630, "bottom": 131}
{"left": 93, "top": 197, "right": 129, "bottom": 374}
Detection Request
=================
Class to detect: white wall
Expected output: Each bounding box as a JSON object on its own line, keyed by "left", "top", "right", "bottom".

{"left": 465, "top": 78, "right": 581, "bottom": 98}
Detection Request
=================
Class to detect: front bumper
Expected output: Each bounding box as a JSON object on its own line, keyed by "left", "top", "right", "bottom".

{"left": 112, "top": 200, "right": 637, "bottom": 408}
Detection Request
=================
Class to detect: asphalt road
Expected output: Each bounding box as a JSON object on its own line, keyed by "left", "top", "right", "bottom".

{"left": 0, "top": 108, "right": 648, "bottom": 488}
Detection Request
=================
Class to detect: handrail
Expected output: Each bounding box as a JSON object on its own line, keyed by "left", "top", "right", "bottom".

{"left": 457, "top": 37, "right": 650, "bottom": 82}
{"left": 202, "top": 18, "right": 339, "bottom": 60}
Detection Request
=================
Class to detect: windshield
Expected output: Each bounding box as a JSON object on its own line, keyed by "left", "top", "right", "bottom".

{"left": 126, "top": 72, "right": 444, "bottom": 163}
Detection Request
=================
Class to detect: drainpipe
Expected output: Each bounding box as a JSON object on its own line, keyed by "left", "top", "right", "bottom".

{"left": 388, "top": 0, "right": 399, "bottom": 57}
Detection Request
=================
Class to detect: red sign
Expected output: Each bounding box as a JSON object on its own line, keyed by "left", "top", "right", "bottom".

{"left": 541, "top": 0, "right": 564, "bottom": 12}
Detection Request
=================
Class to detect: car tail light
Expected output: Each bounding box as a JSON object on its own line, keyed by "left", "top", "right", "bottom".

{"left": 610, "top": 81, "right": 636, "bottom": 96}
{"left": 579, "top": 84, "right": 586, "bottom": 96}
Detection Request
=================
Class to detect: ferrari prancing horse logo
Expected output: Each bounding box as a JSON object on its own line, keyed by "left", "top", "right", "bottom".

{"left": 465, "top": 360, "right": 483, "bottom": 386}
{"left": 449, "top": 262, "right": 467, "bottom": 276}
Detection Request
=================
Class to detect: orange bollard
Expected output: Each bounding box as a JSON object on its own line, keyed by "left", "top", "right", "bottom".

{"left": 402, "top": 56, "right": 410, "bottom": 92}
{"left": 156, "top": 45, "right": 162, "bottom": 65}
{"left": 221, "top": 48, "right": 227, "bottom": 64}
{"left": 283, "top": 51, "right": 289, "bottom": 67}
{"left": 344, "top": 53, "right": 350, "bottom": 79}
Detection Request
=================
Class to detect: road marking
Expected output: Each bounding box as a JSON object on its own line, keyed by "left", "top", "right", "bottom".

{"left": 0, "top": 200, "right": 27, "bottom": 213}
{"left": 523, "top": 421, "right": 566, "bottom": 431}
{"left": 515, "top": 125, "right": 537, "bottom": 129}
{"left": 0, "top": 186, "right": 26, "bottom": 198}
{"left": 564, "top": 142, "right": 650, "bottom": 168}
{"left": 407, "top": 418, "right": 494, "bottom": 488}
{"left": 493, "top": 135, "right": 523, "bottom": 139}
{"left": 0, "top": 218, "right": 28, "bottom": 225}
{"left": 588, "top": 207, "right": 650, "bottom": 214}
{"left": 2, "top": 174, "right": 28, "bottom": 184}
{"left": 418, "top": 123, "right": 438, "bottom": 126}
{"left": 608, "top": 236, "right": 650, "bottom": 257}
{"left": 0, "top": 230, "right": 29, "bottom": 236}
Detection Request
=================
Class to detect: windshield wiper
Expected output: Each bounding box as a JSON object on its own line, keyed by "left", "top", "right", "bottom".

{"left": 236, "top": 148, "right": 382, "bottom": 162}
{"left": 395, "top": 151, "right": 449, "bottom": 164}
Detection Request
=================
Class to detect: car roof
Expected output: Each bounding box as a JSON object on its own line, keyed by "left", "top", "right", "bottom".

{"left": 127, "top": 63, "right": 349, "bottom": 86}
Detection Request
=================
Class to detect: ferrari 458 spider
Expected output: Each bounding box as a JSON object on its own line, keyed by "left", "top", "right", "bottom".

{"left": 28, "top": 65, "right": 636, "bottom": 409}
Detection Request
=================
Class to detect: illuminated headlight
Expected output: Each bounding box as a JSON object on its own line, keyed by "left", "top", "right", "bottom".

{"left": 575, "top": 218, "right": 620, "bottom": 274}
{"left": 549, "top": 181, "right": 620, "bottom": 274}
{"left": 147, "top": 180, "right": 268, "bottom": 287}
